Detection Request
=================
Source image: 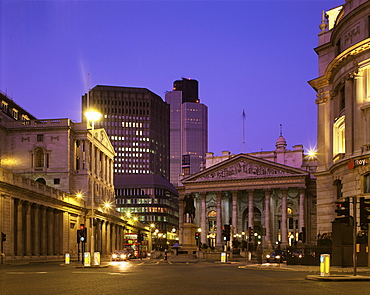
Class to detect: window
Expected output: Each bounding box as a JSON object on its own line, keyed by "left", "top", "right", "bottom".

{"left": 37, "top": 134, "right": 44, "bottom": 142}
{"left": 35, "top": 148, "right": 44, "bottom": 167}
{"left": 54, "top": 178, "right": 60, "bottom": 185}
{"left": 12, "top": 108, "right": 19, "bottom": 120}
{"left": 334, "top": 179, "right": 343, "bottom": 199}
{"left": 1, "top": 100, "right": 8, "bottom": 113}
{"left": 364, "top": 173, "right": 370, "bottom": 194}
{"left": 333, "top": 116, "right": 345, "bottom": 156}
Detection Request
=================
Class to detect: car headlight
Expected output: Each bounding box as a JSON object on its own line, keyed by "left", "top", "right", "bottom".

{"left": 112, "top": 254, "right": 117, "bottom": 259}
{"left": 276, "top": 255, "right": 280, "bottom": 259}
{"left": 120, "top": 254, "right": 126, "bottom": 259}
{"left": 266, "top": 255, "right": 270, "bottom": 259}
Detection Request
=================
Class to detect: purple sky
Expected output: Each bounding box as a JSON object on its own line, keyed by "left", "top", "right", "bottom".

{"left": 1, "top": 0, "right": 343, "bottom": 155}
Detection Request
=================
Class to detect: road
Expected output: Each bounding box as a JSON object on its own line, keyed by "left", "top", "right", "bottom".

{"left": 1, "top": 259, "right": 370, "bottom": 295}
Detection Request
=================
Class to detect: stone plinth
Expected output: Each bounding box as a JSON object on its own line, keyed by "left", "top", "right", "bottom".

{"left": 180, "top": 223, "right": 198, "bottom": 253}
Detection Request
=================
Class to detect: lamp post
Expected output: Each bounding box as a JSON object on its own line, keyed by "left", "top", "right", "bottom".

{"left": 85, "top": 110, "right": 102, "bottom": 264}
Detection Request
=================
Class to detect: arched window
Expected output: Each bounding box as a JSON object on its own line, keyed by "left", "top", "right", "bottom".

{"left": 35, "top": 148, "right": 44, "bottom": 167}
{"left": 333, "top": 115, "right": 345, "bottom": 156}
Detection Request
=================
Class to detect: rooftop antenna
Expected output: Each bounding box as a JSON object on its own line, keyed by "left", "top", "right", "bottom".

{"left": 280, "top": 124, "right": 283, "bottom": 136}
{"left": 242, "top": 109, "right": 246, "bottom": 153}
{"left": 86, "top": 73, "right": 90, "bottom": 109}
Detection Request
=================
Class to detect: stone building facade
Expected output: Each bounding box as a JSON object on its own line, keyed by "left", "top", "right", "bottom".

{"left": 177, "top": 136, "right": 317, "bottom": 249}
{"left": 309, "top": 0, "right": 370, "bottom": 233}
{"left": 0, "top": 96, "right": 149, "bottom": 261}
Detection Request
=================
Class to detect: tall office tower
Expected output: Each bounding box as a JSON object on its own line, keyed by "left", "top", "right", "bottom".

{"left": 173, "top": 78, "right": 199, "bottom": 103}
{"left": 165, "top": 79, "right": 208, "bottom": 187}
{"left": 82, "top": 85, "right": 178, "bottom": 233}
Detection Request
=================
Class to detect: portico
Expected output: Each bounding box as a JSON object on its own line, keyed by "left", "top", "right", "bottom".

{"left": 177, "top": 153, "right": 316, "bottom": 249}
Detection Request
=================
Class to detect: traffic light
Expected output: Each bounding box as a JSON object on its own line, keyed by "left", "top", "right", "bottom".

{"left": 195, "top": 232, "right": 200, "bottom": 240}
{"left": 248, "top": 227, "right": 254, "bottom": 241}
{"left": 360, "top": 197, "right": 370, "bottom": 225}
{"left": 1, "top": 232, "right": 6, "bottom": 242}
{"left": 335, "top": 198, "right": 350, "bottom": 224}
{"left": 78, "top": 224, "right": 87, "bottom": 243}
{"left": 224, "top": 224, "right": 230, "bottom": 241}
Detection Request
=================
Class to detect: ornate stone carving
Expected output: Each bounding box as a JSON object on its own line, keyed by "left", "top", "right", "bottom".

{"left": 197, "top": 160, "right": 293, "bottom": 180}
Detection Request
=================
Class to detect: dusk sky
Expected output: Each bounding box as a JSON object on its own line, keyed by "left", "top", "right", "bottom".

{"left": 1, "top": 0, "right": 344, "bottom": 155}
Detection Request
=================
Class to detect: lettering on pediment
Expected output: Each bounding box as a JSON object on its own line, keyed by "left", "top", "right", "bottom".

{"left": 198, "top": 160, "right": 293, "bottom": 180}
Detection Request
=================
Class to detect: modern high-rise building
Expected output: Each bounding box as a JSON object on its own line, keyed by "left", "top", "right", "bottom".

{"left": 82, "top": 85, "right": 179, "bottom": 233}
{"left": 165, "top": 79, "right": 208, "bottom": 187}
{"left": 173, "top": 78, "right": 199, "bottom": 103}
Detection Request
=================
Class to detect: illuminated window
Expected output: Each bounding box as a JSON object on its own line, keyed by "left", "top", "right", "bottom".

{"left": 333, "top": 116, "right": 345, "bottom": 156}
{"left": 35, "top": 148, "right": 44, "bottom": 167}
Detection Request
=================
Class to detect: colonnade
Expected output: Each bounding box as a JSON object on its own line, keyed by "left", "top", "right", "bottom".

{"left": 7, "top": 198, "right": 126, "bottom": 259}
{"left": 179, "top": 187, "right": 307, "bottom": 248}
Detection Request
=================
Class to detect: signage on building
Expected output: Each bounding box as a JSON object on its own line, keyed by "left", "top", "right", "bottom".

{"left": 348, "top": 158, "right": 369, "bottom": 170}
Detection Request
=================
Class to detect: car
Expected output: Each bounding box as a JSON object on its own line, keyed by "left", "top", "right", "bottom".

{"left": 266, "top": 250, "right": 285, "bottom": 263}
{"left": 111, "top": 250, "right": 130, "bottom": 261}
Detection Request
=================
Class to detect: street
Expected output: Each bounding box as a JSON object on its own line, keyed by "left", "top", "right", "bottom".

{"left": 1, "top": 259, "right": 370, "bottom": 295}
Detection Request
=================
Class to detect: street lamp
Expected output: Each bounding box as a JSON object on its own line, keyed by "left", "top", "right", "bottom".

{"left": 85, "top": 110, "right": 102, "bottom": 263}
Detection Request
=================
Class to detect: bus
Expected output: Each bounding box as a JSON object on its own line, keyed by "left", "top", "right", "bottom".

{"left": 124, "top": 233, "right": 148, "bottom": 258}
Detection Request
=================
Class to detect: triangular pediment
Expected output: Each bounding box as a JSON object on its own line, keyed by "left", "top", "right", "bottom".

{"left": 182, "top": 154, "right": 308, "bottom": 184}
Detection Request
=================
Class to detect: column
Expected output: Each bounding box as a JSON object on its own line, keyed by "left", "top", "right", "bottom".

{"left": 216, "top": 192, "right": 223, "bottom": 248}
{"left": 231, "top": 191, "right": 238, "bottom": 234}
{"left": 40, "top": 206, "right": 47, "bottom": 256}
{"left": 281, "top": 189, "right": 288, "bottom": 245}
{"left": 16, "top": 200, "right": 24, "bottom": 256}
{"left": 48, "top": 209, "right": 54, "bottom": 255}
{"left": 200, "top": 192, "right": 207, "bottom": 245}
{"left": 264, "top": 189, "right": 271, "bottom": 245}
{"left": 102, "top": 221, "right": 107, "bottom": 255}
{"left": 248, "top": 190, "right": 254, "bottom": 230}
{"left": 107, "top": 222, "right": 112, "bottom": 255}
{"left": 33, "top": 205, "right": 40, "bottom": 255}
{"left": 299, "top": 188, "right": 305, "bottom": 232}
{"left": 345, "top": 76, "right": 354, "bottom": 155}
{"left": 25, "top": 202, "right": 32, "bottom": 256}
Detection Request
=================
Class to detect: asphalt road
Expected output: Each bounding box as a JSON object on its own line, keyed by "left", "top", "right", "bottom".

{"left": 1, "top": 259, "right": 370, "bottom": 295}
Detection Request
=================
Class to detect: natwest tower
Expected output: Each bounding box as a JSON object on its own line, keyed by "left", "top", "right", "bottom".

{"left": 165, "top": 78, "right": 208, "bottom": 187}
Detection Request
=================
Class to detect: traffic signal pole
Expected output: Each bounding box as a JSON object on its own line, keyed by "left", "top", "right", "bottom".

{"left": 352, "top": 196, "right": 357, "bottom": 276}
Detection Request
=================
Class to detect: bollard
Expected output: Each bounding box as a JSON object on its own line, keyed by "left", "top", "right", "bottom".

{"left": 93, "top": 252, "right": 100, "bottom": 265}
{"left": 320, "top": 254, "right": 330, "bottom": 277}
{"left": 65, "top": 253, "right": 70, "bottom": 265}
{"left": 84, "top": 252, "right": 91, "bottom": 267}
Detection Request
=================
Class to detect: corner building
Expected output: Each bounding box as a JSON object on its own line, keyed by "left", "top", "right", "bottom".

{"left": 309, "top": 0, "right": 370, "bottom": 233}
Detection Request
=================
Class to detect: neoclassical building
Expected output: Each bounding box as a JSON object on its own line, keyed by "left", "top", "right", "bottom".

{"left": 0, "top": 94, "right": 149, "bottom": 262}
{"left": 177, "top": 136, "right": 317, "bottom": 248}
{"left": 309, "top": 0, "right": 370, "bottom": 233}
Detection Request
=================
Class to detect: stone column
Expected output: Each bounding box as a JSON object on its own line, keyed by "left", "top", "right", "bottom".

{"left": 33, "top": 205, "right": 40, "bottom": 255}
{"left": 25, "top": 202, "right": 32, "bottom": 256}
{"left": 200, "top": 192, "right": 207, "bottom": 245}
{"left": 48, "top": 209, "right": 54, "bottom": 255}
{"left": 40, "top": 206, "right": 47, "bottom": 256}
{"left": 299, "top": 188, "right": 305, "bottom": 232}
{"left": 107, "top": 222, "right": 112, "bottom": 255}
{"left": 231, "top": 191, "right": 238, "bottom": 234}
{"left": 281, "top": 189, "right": 288, "bottom": 245}
{"left": 345, "top": 76, "right": 354, "bottom": 155}
{"left": 16, "top": 200, "right": 24, "bottom": 256}
{"left": 264, "top": 189, "right": 271, "bottom": 245}
{"left": 216, "top": 192, "right": 223, "bottom": 248}
{"left": 248, "top": 190, "right": 254, "bottom": 231}
{"left": 102, "top": 220, "right": 108, "bottom": 253}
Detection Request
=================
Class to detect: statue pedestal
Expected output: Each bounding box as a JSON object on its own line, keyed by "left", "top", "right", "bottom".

{"left": 180, "top": 223, "right": 198, "bottom": 254}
